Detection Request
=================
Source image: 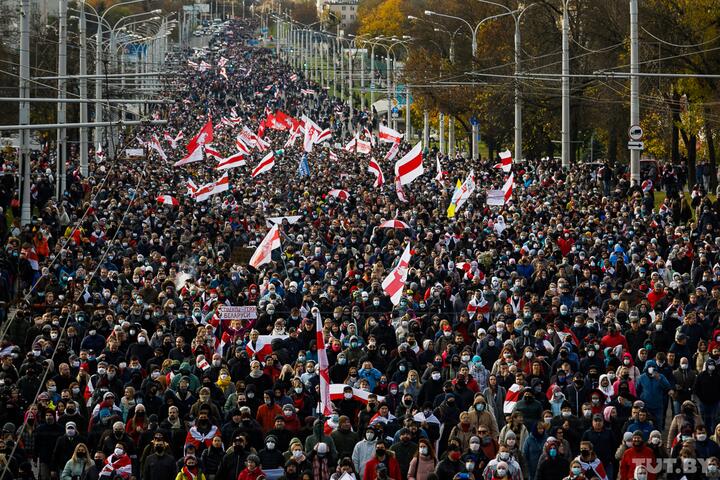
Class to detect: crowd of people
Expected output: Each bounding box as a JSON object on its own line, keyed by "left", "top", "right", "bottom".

{"left": 0, "top": 15, "right": 719, "bottom": 480}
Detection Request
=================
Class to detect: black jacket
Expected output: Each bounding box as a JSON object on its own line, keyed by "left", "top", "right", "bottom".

{"left": 143, "top": 452, "right": 178, "bottom": 480}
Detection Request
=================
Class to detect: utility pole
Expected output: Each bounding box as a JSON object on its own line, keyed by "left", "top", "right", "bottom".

{"left": 95, "top": 8, "right": 103, "bottom": 151}
{"left": 561, "top": 0, "right": 570, "bottom": 169}
{"left": 439, "top": 112, "right": 445, "bottom": 155}
{"left": 19, "top": 0, "right": 31, "bottom": 225}
{"left": 405, "top": 87, "right": 410, "bottom": 139}
{"left": 629, "top": 0, "right": 640, "bottom": 183}
{"left": 514, "top": 16, "right": 522, "bottom": 163}
{"left": 57, "top": 0, "right": 67, "bottom": 199}
{"left": 448, "top": 115, "right": 455, "bottom": 158}
{"left": 423, "top": 109, "right": 429, "bottom": 149}
{"left": 79, "top": 2, "right": 89, "bottom": 176}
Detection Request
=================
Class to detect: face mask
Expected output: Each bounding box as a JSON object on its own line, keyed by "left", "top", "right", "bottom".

{"left": 294, "top": 387, "right": 303, "bottom": 394}
{"left": 266, "top": 442, "right": 275, "bottom": 450}
{"left": 465, "top": 462, "right": 475, "bottom": 471}
{"left": 344, "top": 393, "right": 353, "bottom": 400}
{"left": 97, "top": 368, "right": 106, "bottom": 375}
{"left": 475, "top": 403, "right": 485, "bottom": 412}
{"left": 499, "top": 452, "right": 510, "bottom": 461}
{"left": 114, "top": 448, "right": 124, "bottom": 457}
{"left": 697, "top": 434, "right": 707, "bottom": 441}
{"left": 544, "top": 416, "right": 553, "bottom": 423}
{"left": 469, "top": 443, "right": 480, "bottom": 452}
{"left": 72, "top": 387, "right": 80, "bottom": 395}
{"left": 292, "top": 450, "right": 303, "bottom": 459}
{"left": 549, "top": 448, "right": 557, "bottom": 458}
{"left": 562, "top": 411, "right": 571, "bottom": 418}
{"left": 571, "top": 466, "right": 582, "bottom": 476}
{"left": 432, "top": 373, "right": 441, "bottom": 381}
{"left": 681, "top": 363, "right": 689, "bottom": 370}
{"left": 365, "top": 431, "right": 375, "bottom": 441}
{"left": 496, "top": 469, "right": 507, "bottom": 477}
{"left": 419, "top": 446, "right": 428, "bottom": 456}
{"left": 338, "top": 358, "right": 347, "bottom": 365}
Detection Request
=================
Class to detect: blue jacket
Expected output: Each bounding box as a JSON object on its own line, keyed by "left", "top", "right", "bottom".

{"left": 358, "top": 367, "right": 383, "bottom": 390}
{"left": 635, "top": 360, "right": 671, "bottom": 411}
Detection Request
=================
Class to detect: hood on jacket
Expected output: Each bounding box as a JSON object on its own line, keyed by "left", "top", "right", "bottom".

{"left": 643, "top": 359, "right": 657, "bottom": 373}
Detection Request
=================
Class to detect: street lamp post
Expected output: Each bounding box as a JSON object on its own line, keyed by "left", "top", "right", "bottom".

{"left": 562, "top": 0, "right": 570, "bottom": 169}
{"left": 425, "top": 8, "right": 520, "bottom": 159}
{"left": 474, "top": 0, "right": 536, "bottom": 163}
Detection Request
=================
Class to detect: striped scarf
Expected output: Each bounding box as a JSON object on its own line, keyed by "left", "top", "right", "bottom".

{"left": 312, "top": 456, "right": 329, "bottom": 480}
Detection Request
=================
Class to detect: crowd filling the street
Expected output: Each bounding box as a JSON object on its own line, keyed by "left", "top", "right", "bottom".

{"left": 1, "top": 16, "right": 720, "bottom": 480}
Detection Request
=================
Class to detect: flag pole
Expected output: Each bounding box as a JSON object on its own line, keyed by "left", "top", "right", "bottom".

{"left": 277, "top": 231, "right": 292, "bottom": 283}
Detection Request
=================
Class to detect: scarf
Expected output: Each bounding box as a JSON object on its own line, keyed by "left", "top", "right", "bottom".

{"left": 312, "top": 455, "right": 329, "bottom": 480}
{"left": 182, "top": 466, "right": 199, "bottom": 480}
{"left": 216, "top": 374, "right": 232, "bottom": 390}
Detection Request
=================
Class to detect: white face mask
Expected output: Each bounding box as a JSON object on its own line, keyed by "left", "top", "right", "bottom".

{"left": 419, "top": 446, "right": 428, "bottom": 456}
{"left": 114, "top": 448, "right": 124, "bottom": 457}
{"left": 431, "top": 373, "right": 441, "bottom": 381}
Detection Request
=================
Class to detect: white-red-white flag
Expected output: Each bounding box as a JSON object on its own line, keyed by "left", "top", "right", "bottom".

{"left": 486, "top": 173, "right": 514, "bottom": 206}
{"left": 215, "top": 152, "right": 246, "bottom": 170}
{"left": 328, "top": 189, "right": 350, "bottom": 201}
{"left": 156, "top": 195, "right": 179, "bottom": 206}
{"left": 368, "top": 158, "right": 384, "bottom": 187}
{"left": 466, "top": 293, "right": 489, "bottom": 319}
{"left": 174, "top": 144, "right": 204, "bottom": 167}
{"left": 435, "top": 155, "right": 447, "bottom": 181}
{"left": 251, "top": 151, "right": 275, "bottom": 177}
{"left": 194, "top": 173, "right": 229, "bottom": 202}
{"left": 235, "top": 136, "right": 251, "bottom": 155}
{"left": 316, "top": 311, "right": 332, "bottom": 416}
{"left": 148, "top": 135, "right": 167, "bottom": 161}
{"left": 379, "top": 124, "right": 403, "bottom": 144}
{"left": 384, "top": 140, "right": 400, "bottom": 161}
{"left": 395, "top": 176, "right": 408, "bottom": 203}
{"left": 394, "top": 142, "right": 424, "bottom": 185}
{"left": 381, "top": 243, "right": 412, "bottom": 305}
{"left": 249, "top": 224, "right": 281, "bottom": 269}
{"left": 494, "top": 150, "right": 512, "bottom": 172}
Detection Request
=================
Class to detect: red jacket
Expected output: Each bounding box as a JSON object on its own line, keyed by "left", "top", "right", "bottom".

{"left": 619, "top": 445, "right": 656, "bottom": 480}
{"left": 238, "top": 467, "right": 266, "bottom": 480}
{"left": 256, "top": 403, "right": 282, "bottom": 432}
{"left": 363, "top": 454, "right": 402, "bottom": 480}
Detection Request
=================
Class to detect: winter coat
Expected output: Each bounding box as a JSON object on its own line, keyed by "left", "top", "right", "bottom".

{"left": 407, "top": 455, "right": 436, "bottom": 480}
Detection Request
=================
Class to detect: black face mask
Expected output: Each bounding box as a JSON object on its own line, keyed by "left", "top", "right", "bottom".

{"left": 94, "top": 459, "right": 104, "bottom": 469}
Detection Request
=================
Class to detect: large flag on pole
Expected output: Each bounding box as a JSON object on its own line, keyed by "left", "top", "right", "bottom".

{"left": 447, "top": 170, "right": 476, "bottom": 218}
{"left": 316, "top": 311, "right": 332, "bottom": 416}
{"left": 381, "top": 243, "right": 412, "bottom": 305}
{"left": 394, "top": 142, "right": 424, "bottom": 185}
{"left": 186, "top": 118, "right": 214, "bottom": 153}
{"left": 494, "top": 150, "right": 513, "bottom": 172}
{"left": 249, "top": 224, "right": 281, "bottom": 269}
{"left": 378, "top": 124, "right": 403, "bottom": 144}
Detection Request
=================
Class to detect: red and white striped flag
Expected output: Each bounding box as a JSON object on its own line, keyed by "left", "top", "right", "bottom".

{"left": 21, "top": 246, "right": 39, "bottom": 270}
{"left": 395, "top": 176, "right": 408, "bottom": 203}
{"left": 329, "top": 384, "right": 385, "bottom": 404}
{"left": 384, "top": 140, "right": 400, "bottom": 161}
{"left": 379, "top": 124, "right": 403, "bottom": 143}
{"left": 316, "top": 311, "right": 332, "bottom": 416}
{"left": 290, "top": 73, "right": 298, "bottom": 82}
{"left": 504, "top": 383, "right": 523, "bottom": 413}
{"left": 100, "top": 454, "right": 132, "bottom": 479}
{"left": 219, "top": 67, "right": 228, "bottom": 80}
{"left": 215, "top": 152, "right": 246, "bottom": 170}
{"left": 156, "top": 195, "right": 179, "bottom": 206}
{"left": 204, "top": 145, "right": 223, "bottom": 161}
{"left": 249, "top": 224, "right": 281, "bottom": 269}
{"left": 368, "top": 158, "right": 384, "bottom": 187}
{"left": 314, "top": 128, "right": 332, "bottom": 144}
{"left": 194, "top": 173, "right": 229, "bottom": 202}
{"left": 173, "top": 144, "right": 204, "bottom": 167}
{"left": 148, "top": 135, "right": 167, "bottom": 161}
{"left": 329, "top": 150, "right": 338, "bottom": 162}
{"left": 381, "top": 242, "right": 412, "bottom": 305}
{"left": 435, "top": 155, "right": 447, "bottom": 181}
{"left": 394, "top": 142, "right": 423, "bottom": 185}
{"left": 186, "top": 118, "right": 214, "bottom": 153}
{"left": 486, "top": 173, "right": 514, "bottom": 206}
{"left": 328, "top": 189, "right": 350, "bottom": 201}
{"left": 494, "top": 149, "right": 512, "bottom": 172}
{"left": 245, "top": 333, "right": 289, "bottom": 361}
{"left": 235, "top": 136, "right": 251, "bottom": 155}
{"left": 301, "top": 88, "right": 316, "bottom": 95}
{"left": 251, "top": 151, "right": 275, "bottom": 177}
{"left": 466, "top": 293, "right": 489, "bottom": 319}
{"left": 218, "top": 56, "right": 228, "bottom": 67}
